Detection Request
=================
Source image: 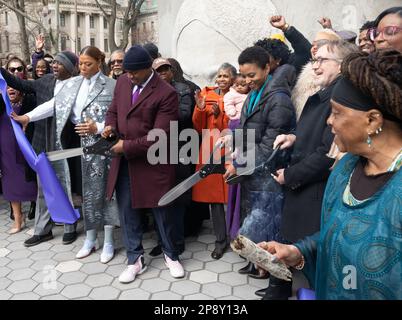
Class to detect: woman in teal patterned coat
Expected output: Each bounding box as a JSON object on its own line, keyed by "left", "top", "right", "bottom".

{"left": 259, "top": 50, "right": 402, "bottom": 300}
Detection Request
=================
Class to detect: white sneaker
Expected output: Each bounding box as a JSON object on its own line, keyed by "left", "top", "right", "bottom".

{"left": 100, "top": 243, "right": 115, "bottom": 264}
{"left": 76, "top": 239, "right": 97, "bottom": 259}
{"left": 164, "top": 254, "right": 185, "bottom": 278}
{"left": 119, "top": 256, "right": 147, "bottom": 284}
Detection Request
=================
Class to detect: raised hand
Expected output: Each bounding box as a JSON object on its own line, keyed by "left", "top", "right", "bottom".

{"left": 35, "top": 34, "right": 45, "bottom": 52}
{"left": 270, "top": 15, "right": 287, "bottom": 31}
{"left": 318, "top": 17, "right": 333, "bottom": 29}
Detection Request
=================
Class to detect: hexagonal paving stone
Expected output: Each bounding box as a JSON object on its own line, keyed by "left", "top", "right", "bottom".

{"left": 53, "top": 251, "right": 77, "bottom": 262}
{"left": 182, "top": 259, "right": 203, "bottom": 272}
{"left": 105, "top": 264, "right": 126, "bottom": 277}
{"left": 111, "top": 278, "right": 142, "bottom": 291}
{"left": 89, "top": 286, "right": 120, "bottom": 300}
{"left": 11, "top": 292, "right": 40, "bottom": 300}
{"left": 0, "top": 290, "right": 12, "bottom": 300}
{"left": 220, "top": 272, "right": 248, "bottom": 286}
{"left": 78, "top": 260, "right": 105, "bottom": 273}
{"left": 32, "top": 269, "right": 61, "bottom": 284}
{"left": 202, "top": 282, "right": 232, "bottom": 298}
{"left": 184, "top": 293, "right": 214, "bottom": 300}
{"left": 40, "top": 295, "right": 68, "bottom": 300}
{"left": 28, "top": 242, "right": 53, "bottom": 252}
{"left": 85, "top": 273, "right": 114, "bottom": 287}
{"left": 7, "top": 258, "right": 34, "bottom": 270}
{"left": 151, "top": 291, "right": 182, "bottom": 300}
{"left": 185, "top": 242, "right": 208, "bottom": 252}
{"left": 220, "top": 252, "right": 244, "bottom": 264}
{"left": 142, "top": 239, "right": 158, "bottom": 250}
{"left": 61, "top": 283, "right": 92, "bottom": 299}
{"left": 205, "top": 261, "right": 232, "bottom": 274}
{"left": 0, "top": 266, "right": 11, "bottom": 278}
{"left": 248, "top": 277, "right": 269, "bottom": 289}
{"left": 50, "top": 243, "right": 75, "bottom": 253}
{"left": 171, "top": 281, "right": 201, "bottom": 296}
{"left": 233, "top": 285, "right": 260, "bottom": 300}
{"left": 189, "top": 270, "right": 217, "bottom": 284}
{"left": 0, "top": 257, "right": 10, "bottom": 267}
{"left": 58, "top": 271, "right": 87, "bottom": 285}
{"left": 217, "top": 296, "right": 242, "bottom": 300}
{"left": 119, "top": 288, "right": 150, "bottom": 300}
{"left": 6, "top": 232, "right": 29, "bottom": 242}
{"left": 179, "top": 250, "right": 192, "bottom": 260}
{"left": 0, "top": 248, "right": 10, "bottom": 257}
{"left": 6, "top": 241, "right": 25, "bottom": 251}
{"left": 137, "top": 267, "right": 161, "bottom": 280}
{"left": 197, "top": 234, "right": 216, "bottom": 244}
{"left": 30, "top": 260, "right": 58, "bottom": 272}
{"left": 7, "top": 279, "right": 38, "bottom": 294}
{"left": 7, "top": 249, "right": 32, "bottom": 260}
{"left": 33, "top": 282, "right": 65, "bottom": 297}
{"left": 159, "top": 269, "right": 186, "bottom": 282}
{"left": 55, "top": 261, "right": 82, "bottom": 273}
{"left": 193, "top": 251, "right": 215, "bottom": 262}
{"left": 0, "top": 278, "right": 12, "bottom": 290}
{"left": 105, "top": 253, "right": 127, "bottom": 266}
{"left": 150, "top": 257, "right": 165, "bottom": 270}
{"left": 30, "top": 250, "right": 56, "bottom": 261}
{"left": 141, "top": 278, "right": 170, "bottom": 293}
{"left": 7, "top": 268, "right": 36, "bottom": 281}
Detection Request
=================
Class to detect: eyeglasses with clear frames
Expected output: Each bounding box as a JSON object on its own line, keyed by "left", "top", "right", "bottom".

{"left": 310, "top": 57, "right": 342, "bottom": 66}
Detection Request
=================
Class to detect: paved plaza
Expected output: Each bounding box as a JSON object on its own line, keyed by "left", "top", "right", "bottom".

{"left": 0, "top": 198, "right": 306, "bottom": 300}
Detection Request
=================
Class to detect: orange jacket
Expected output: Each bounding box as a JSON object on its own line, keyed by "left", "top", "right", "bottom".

{"left": 192, "top": 87, "right": 229, "bottom": 204}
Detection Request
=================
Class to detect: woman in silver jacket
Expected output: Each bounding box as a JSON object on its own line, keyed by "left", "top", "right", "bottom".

{"left": 13, "top": 46, "right": 119, "bottom": 263}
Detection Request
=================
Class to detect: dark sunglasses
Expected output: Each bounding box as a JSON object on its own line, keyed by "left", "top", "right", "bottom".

{"left": 111, "top": 59, "right": 123, "bottom": 65}
{"left": 369, "top": 26, "right": 402, "bottom": 41}
{"left": 8, "top": 66, "right": 24, "bottom": 73}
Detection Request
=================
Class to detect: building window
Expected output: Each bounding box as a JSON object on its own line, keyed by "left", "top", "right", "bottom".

{"left": 143, "top": 22, "right": 146, "bottom": 32}
{"left": 77, "top": 37, "right": 81, "bottom": 52}
{"left": 77, "top": 14, "right": 80, "bottom": 28}
{"left": 60, "top": 13, "right": 66, "bottom": 27}
{"left": 5, "top": 35, "right": 9, "bottom": 52}
{"left": 0, "top": 35, "right": 2, "bottom": 53}
{"left": 5, "top": 12, "right": 8, "bottom": 25}
{"left": 90, "top": 37, "right": 95, "bottom": 47}
{"left": 90, "top": 15, "right": 95, "bottom": 29}
{"left": 104, "top": 17, "right": 108, "bottom": 29}
{"left": 151, "top": 21, "right": 155, "bottom": 30}
{"left": 104, "top": 39, "right": 109, "bottom": 52}
{"left": 61, "top": 36, "right": 67, "bottom": 51}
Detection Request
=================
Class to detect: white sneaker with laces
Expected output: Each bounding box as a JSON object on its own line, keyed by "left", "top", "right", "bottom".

{"left": 119, "top": 256, "right": 147, "bottom": 283}
{"left": 100, "top": 243, "right": 115, "bottom": 264}
{"left": 164, "top": 254, "right": 185, "bottom": 278}
{"left": 76, "top": 239, "right": 97, "bottom": 259}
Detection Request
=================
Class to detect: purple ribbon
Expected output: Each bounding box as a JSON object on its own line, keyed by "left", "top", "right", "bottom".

{"left": 0, "top": 73, "right": 80, "bottom": 224}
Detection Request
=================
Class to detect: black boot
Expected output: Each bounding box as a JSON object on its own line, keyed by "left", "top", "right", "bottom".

{"left": 28, "top": 202, "right": 36, "bottom": 220}
{"left": 9, "top": 203, "right": 14, "bottom": 221}
{"left": 262, "top": 276, "right": 293, "bottom": 300}
{"left": 238, "top": 262, "right": 259, "bottom": 276}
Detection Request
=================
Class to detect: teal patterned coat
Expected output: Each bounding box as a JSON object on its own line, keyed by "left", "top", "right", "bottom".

{"left": 295, "top": 154, "right": 402, "bottom": 300}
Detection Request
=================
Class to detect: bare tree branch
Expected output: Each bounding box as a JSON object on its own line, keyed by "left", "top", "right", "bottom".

{"left": 0, "top": 0, "right": 45, "bottom": 28}
{"left": 94, "top": 0, "right": 109, "bottom": 21}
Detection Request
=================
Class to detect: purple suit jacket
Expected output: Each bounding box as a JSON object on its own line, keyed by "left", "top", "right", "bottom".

{"left": 105, "top": 72, "right": 179, "bottom": 208}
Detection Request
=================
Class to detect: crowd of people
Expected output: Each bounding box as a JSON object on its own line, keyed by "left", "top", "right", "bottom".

{"left": 0, "top": 6, "right": 401, "bottom": 300}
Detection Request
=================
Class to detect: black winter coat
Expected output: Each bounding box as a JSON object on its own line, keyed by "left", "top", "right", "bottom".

{"left": 280, "top": 78, "right": 338, "bottom": 242}
{"left": 285, "top": 26, "right": 312, "bottom": 76}
{"left": 0, "top": 69, "right": 56, "bottom": 154}
{"left": 239, "top": 64, "right": 297, "bottom": 194}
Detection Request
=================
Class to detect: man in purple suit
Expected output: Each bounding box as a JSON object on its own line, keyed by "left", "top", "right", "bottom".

{"left": 103, "top": 45, "right": 184, "bottom": 283}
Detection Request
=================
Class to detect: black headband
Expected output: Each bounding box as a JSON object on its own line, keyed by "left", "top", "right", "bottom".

{"left": 332, "top": 76, "right": 400, "bottom": 123}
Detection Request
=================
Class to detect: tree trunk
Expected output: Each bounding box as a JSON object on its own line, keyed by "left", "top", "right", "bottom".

{"left": 13, "top": 0, "right": 30, "bottom": 64}
{"left": 108, "top": 0, "right": 118, "bottom": 52}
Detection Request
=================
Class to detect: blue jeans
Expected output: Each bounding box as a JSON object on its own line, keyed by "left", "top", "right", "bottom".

{"left": 116, "top": 159, "right": 179, "bottom": 265}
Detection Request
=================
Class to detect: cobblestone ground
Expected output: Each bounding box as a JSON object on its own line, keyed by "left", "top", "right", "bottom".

{"left": 0, "top": 198, "right": 307, "bottom": 300}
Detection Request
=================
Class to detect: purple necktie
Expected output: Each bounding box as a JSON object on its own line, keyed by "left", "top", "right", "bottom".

{"left": 132, "top": 85, "right": 142, "bottom": 105}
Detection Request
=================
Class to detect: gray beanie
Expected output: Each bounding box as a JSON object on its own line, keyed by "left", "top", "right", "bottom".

{"left": 54, "top": 51, "right": 78, "bottom": 75}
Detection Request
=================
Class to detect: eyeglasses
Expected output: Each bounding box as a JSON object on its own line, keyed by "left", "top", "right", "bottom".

{"left": 8, "top": 66, "right": 24, "bottom": 73}
{"left": 310, "top": 57, "right": 341, "bottom": 66}
{"left": 369, "top": 26, "right": 402, "bottom": 41}
{"left": 111, "top": 59, "right": 123, "bottom": 65}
